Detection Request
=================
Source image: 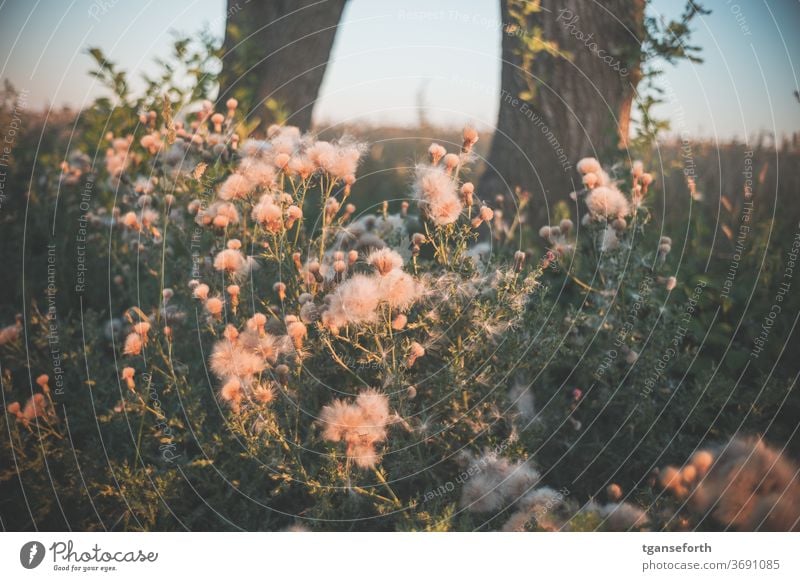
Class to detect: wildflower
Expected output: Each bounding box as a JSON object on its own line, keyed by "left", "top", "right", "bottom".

{"left": 660, "top": 466, "right": 689, "bottom": 498}
{"left": 274, "top": 152, "right": 291, "bottom": 170}
{"left": 392, "top": 313, "right": 408, "bottom": 330}
{"left": 210, "top": 336, "right": 266, "bottom": 380}
{"left": 658, "top": 237, "right": 672, "bottom": 260}
{"left": 239, "top": 158, "right": 277, "bottom": 190}
{"left": 663, "top": 437, "right": 800, "bottom": 531}
{"left": 513, "top": 250, "right": 526, "bottom": 272}
{"left": 598, "top": 502, "right": 649, "bottom": 530}
{"left": 220, "top": 378, "right": 243, "bottom": 412}
{"left": 428, "top": 195, "right": 463, "bottom": 226}
{"left": 273, "top": 282, "right": 287, "bottom": 302}
{"left": 329, "top": 141, "right": 364, "bottom": 180}
{"left": 296, "top": 300, "right": 318, "bottom": 324}
{"left": 7, "top": 402, "right": 22, "bottom": 419}
{"left": 414, "top": 166, "right": 462, "bottom": 226}
{"left": 286, "top": 317, "right": 307, "bottom": 350}
{"left": 462, "top": 126, "right": 479, "bottom": 153}
{"left": 428, "top": 143, "right": 446, "bottom": 165}
{"left": 406, "top": 341, "right": 425, "bottom": 367}
{"left": 319, "top": 389, "right": 394, "bottom": 468}
{"left": 197, "top": 201, "right": 240, "bottom": 229}
{"left": 607, "top": 483, "right": 623, "bottom": 502}
{"left": 209, "top": 112, "right": 225, "bottom": 133}
{"left": 121, "top": 211, "right": 139, "bottom": 230}
{"left": 582, "top": 172, "right": 599, "bottom": 189}
{"left": 213, "top": 247, "right": 247, "bottom": 275}
{"left": 132, "top": 321, "right": 151, "bottom": 342}
{"left": 218, "top": 173, "right": 253, "bottom": 200}
{"left": 322, "top": 274, "right": 381, "bottom": 332}
{"left": 252, "top": 384, "right": 276, "bottom": 405}
{"left": 471, "top": 205, "right": 494, "bottom": 228}
{"left": 377, "top": 269, "right": 420, "bottom": 311}
{"left": 0, "top": 317, "right": 22, "bottom": 345}
{"left": 193, "top": 283, "right": 210, "bottom": 301}
{"left": 576, "top": 157, "right": 601, "bottom": 175}
{"left": 502, "top": 487, "right": 565, "bottom": 531}
{"left": 285, "top": 205, "right": 302, "bottom": 229}
{"left": 460, "top": 453, "right": 541, "bottom": 513}
{"left": 252, "top": 197, "right": 284, "bottom": 233}
{"left": 246, "top": 313, "right": 268, "bottom": 335}
{"left": 275, "top": 363, "right": 290, "bottom": 385}
{"left": 36, "top": 374, "right": 49, "bottom": 392}
{"left": 139, "top": 133, "right": 163, "bottom": 155}
{"left": 223, "top": 324, "right": 239, "bottom": 342}
{"left": 324, "top": 197, "right": 340, "bottom": 222}
{"left": 367, "top": 248, "right": 403, "bottom": 275}
{"left": 205, "top": 297, "right": 224, "bottom": 318}
{"left": 23, "top": 393, "right": 50, "bottom": 422}
{"left": 227, "top": 284, "right": 240, "bottom": 309}
{"left": 121, "top": 367, "right": 135, "bottom": 391}
{"left": 443, "top": 153, "right": 460, "bottom": 173}
{"left": 666, "top": 276, "right": 677, "bottom": 291}
{"left": 123, "top": 333, "right": 143, "bottom": 356}
{"left": 460, "top": 182, "right": 474, "bottom": 207}
{"left": 585, "top": 186, "right": 630, "bottom": 220}
{"left": 239, "top": 329, "right": 282, "bottom": 364}
{"left": 226, "top": 98, "right": 238, "bottom": 112}
{"left": 690, "top": 450, "right": 714, "bottom": 475}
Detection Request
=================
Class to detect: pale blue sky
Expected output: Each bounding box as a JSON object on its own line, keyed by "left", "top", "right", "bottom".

{"left": 1, "top": 0, "right": 798, "bottom": 140}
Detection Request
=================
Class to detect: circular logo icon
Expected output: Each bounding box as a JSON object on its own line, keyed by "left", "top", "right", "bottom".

{"left": 20, "top": 541, "right": 46, "bottom": 569}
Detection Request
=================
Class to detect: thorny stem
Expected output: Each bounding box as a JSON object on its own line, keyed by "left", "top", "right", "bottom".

{"left": 372, "top": 466, "right": 402, "bottom": 507}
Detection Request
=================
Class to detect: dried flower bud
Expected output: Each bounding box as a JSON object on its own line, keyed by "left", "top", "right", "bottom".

{"left": 407, "top": 341, "right": 426, "bottom": 367}
{"left": 443, "top": 153, "right": 459, "bottom": 173}
{"left": 273, "top": 282, "right": 287, "bottom": 301}
{"left": 392, "top": 314, "right": 408, "bottom": 330}
{"left": 460, "top": 182, "right": 474, "bottom": 207}
{"left": 607, "top": 483, "right": 623, "bottom": 502}
{"left": 428, "top": 143, "right": 446, "bottom": 165}
{"left": 121, "top": 367, "right": 136, "bottom": 391}
{"left": 276, "top": 364, "right": 290, "bottom": 385}
{"left": 462, "top": 125, "right": 479, "bottom": 152}
{"left": 514, "top": 250, "right": 526, "bottom": 272}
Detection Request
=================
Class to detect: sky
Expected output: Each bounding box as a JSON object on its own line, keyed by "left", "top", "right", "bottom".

{"left": 1, "top": 0, "right": 798, "bottom": 141}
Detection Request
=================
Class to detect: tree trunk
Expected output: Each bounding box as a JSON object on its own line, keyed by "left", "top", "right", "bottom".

{"left": 480, "top": 0, "right": 645, "bottom": 224}
{"left": 218, "top": 0, "right": 347, "bottom": 132}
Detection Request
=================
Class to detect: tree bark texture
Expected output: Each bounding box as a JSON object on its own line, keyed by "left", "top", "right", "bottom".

{"left": 218, "top": 0, "right": 347, "bottom": 132}
{"left": 480, "top": 0, "right": 645, "bottom": 224}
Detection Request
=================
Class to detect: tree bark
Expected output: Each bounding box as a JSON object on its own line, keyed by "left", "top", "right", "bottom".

{"left": 480, "top": 0, "right": 645, "bottom": 224}
{"left": 218, "top": 0, "right": 347, "bottom": 132}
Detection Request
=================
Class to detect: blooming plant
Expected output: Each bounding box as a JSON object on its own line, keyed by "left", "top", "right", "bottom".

{"left": 1, "top": 53, "right": 797, "bottom": 531}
